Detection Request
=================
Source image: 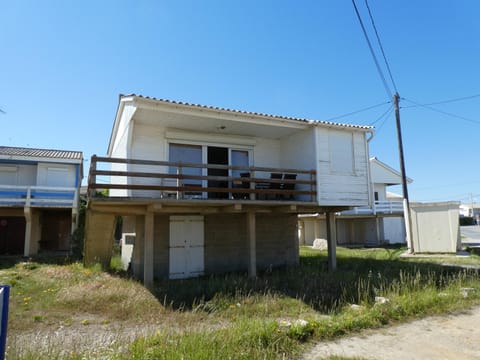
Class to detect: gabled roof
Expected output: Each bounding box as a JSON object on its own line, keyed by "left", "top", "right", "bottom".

{"left": 119, "top": 94, "right": 374, "bottom": 130}
{"left": 370, "top": 157, "right": 413, "bottom": 186}
{"left": 0, "top": 146, "right": 83, "bottom": 162}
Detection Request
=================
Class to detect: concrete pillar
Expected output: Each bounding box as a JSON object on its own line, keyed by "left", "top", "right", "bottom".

{"left": 83, "top": 211, "right": 116, "bottom": 269}
{"left": 326, "top": 212, "right": 337, "bottom": 271}
{"left": 247, "top": 211, "right": 256, "bottom": 277}
{"left": 314, "top": 218, "right": 322, "bottom": 242}
{"left": 23, "top": 207, "right": 32, "bottom": 257}
{"left": 144, "top": 212, "right": 154, "bottom": 289}
{"left": 132, "top": 215, "right": 145, "bottom": 279}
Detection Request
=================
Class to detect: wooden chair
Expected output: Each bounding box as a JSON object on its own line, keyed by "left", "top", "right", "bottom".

{"left": 281, "top": 173, "right": 297, "bottom": 200}
{"left": 232, "top": 172, "right": 250, "bottom": 199}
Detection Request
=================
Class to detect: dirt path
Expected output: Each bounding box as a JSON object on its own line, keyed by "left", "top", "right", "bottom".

{"left": 304, "top": 306, "right": 480, "bottom": 360}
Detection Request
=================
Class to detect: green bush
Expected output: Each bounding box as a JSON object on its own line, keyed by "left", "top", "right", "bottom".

{"left": 460, "top": 216, "right": 475, "bottom": 226}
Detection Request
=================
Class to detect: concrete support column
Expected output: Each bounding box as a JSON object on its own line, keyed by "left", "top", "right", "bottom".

{"left": 83, "top": 211, "right": 116, "bottom": 269}
{"left": 144, "top": 212, "right": 154, "bottom": 289}
{"left": 132, "top": 215, "right": 145, "bottom": 279}
{"left": 314, "top": 218, "right": 322, "bottom": 242}
{"left": 247, "top": 211, "right": 256, "bottom": 277}
{"left": 375, "top": 217, "right": 381, "bottom": 245}
{"left": 23, "top": 207, "right": 32, "bottom": 257}
{"left": 326, "top": 212, "right": 337, "bottom": 272}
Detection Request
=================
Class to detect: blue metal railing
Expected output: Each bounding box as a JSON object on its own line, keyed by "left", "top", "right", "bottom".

{"left": 0, "top": 185, "right": 78, "bottom": 208}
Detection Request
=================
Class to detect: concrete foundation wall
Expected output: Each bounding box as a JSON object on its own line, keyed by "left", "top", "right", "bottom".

{"left": 337, "top": 218, "right": 378, "bottom": 245}
{"left": 204, "top": 213, "right": 248, "bottom": 274}
{"left": 127, "top": 212, "right": 300, "bottom": 280}
{"left": 256, "top": 214, "right": 299, "bottom": 268}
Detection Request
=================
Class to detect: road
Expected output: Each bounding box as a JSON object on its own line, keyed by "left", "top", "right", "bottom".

{"left": 461, "top": 225, "right": 480, "bottom": 247}
{"left": 304, "top": 306, "right": 480, "bottom": 360}
{"left": 303, "top": 227, "right": 480, "bottom": 359}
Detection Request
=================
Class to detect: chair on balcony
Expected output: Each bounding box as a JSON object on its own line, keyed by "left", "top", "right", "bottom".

{"left": 268, "top": 173, "right": 283, "bottom": 200}
{"left": 232, "top": 172, "right": 250, "bottom": 199}
{"left": 281, "top": 173, "right": 297, "bottom": 200}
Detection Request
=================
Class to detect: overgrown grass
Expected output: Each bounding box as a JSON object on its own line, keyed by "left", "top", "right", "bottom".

{"left": 3, "top": 246, "right": 480, "bottom": 359}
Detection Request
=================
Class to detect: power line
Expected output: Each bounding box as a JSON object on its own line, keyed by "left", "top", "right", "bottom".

{"left": 374, "top": 106, "right": 393, "bottom": 134}
{"left": 369, "top": 104, "right": 393, "bottom": 126}
{"left": 351, "top": 0, "right": 392, "bottom": 99}
{"left": 326, "top": 101, "right": 390, "bottom": 121}
{"left": 402, "top": 93, "right": 480, "bottom": 109}
{"left": 402, "top": 97, "right": 480, "bottom": 125}
{"left": 364, "top": 0, "right": 398, "bottom": 94}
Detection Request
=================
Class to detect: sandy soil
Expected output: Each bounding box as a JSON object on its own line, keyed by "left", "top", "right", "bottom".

{"left": 304, "top": 306, "right": 480, "bottom": 360}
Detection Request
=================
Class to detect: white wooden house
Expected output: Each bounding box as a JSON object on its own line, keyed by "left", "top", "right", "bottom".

{"left": 298, "top": 157, "right": 412, "bottom": 247}
{"left": 0, "top": 146, "right": 83, "bottom": 256}
{"left": 84, "top": 94, "right": 374, "bottom": 284}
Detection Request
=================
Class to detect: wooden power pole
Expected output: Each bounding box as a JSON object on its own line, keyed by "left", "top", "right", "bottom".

{"left": 393, "top": 93, "right": 413, "bottom": 253}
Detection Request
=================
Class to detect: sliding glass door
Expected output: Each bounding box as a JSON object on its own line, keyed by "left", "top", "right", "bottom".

{"left": 168, "top": 143, "right": 251, "bottom": 199}
{"left": 169, "top": 144, "right": 203, "bottom": 198}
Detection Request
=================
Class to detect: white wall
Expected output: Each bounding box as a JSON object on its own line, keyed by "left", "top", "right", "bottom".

{"left": 109, "top": 108, "right": 135, "bottom": 197}
{"left": 383, "top": 217, "right": 406, "bottom": 244}
{"left": 299, "top": 216, "right": 327, "bottom": 246}
{"left": 373, "top": 183, "right": 387, "bottom": 201}
{"left": 254, "top": 138, "right": 280, "bottom": 169}
{"left": 411, "top": 202, "right": 461, "bottom": 253}
{"left": 280, "top": 129, "right": 316, "bottom": 201}
{"left": 37, "top": 163, "right": 76, "bottom": 187}
{"left": 111, "top": 103, "right": 136, "bottom": 156}
{"left": 129, "top": 123, "right": 167, "bottom": 197}
{"left": 0, "top": 164, "right": 36, "bottom": 186}
{"left": 316, "top": 128, "right": 370, "bottom": 206}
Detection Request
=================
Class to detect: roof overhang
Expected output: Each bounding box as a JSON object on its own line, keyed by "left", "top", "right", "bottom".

{"left": 107, "top": 94, "right": 374, "bottom": 154}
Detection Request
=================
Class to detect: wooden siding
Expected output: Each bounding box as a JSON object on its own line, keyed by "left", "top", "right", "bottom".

{"left": 316, "top": 128, "right": 370, "bottom": 206}
{"left": 280, "top": 129, "right": 316, "bottom": 202}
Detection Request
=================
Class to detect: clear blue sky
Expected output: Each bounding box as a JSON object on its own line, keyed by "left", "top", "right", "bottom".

{"left": 1, "top": 1, "right": 479, "bottom": 203}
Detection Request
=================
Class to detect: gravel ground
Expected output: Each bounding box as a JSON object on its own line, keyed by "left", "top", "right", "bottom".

{"left": 304, "top": 306, "right": 480, "bottom": 360}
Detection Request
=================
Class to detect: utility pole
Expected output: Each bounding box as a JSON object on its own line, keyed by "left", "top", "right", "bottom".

{"left": 393, "top": 93, "right": 413, "bottom": 253}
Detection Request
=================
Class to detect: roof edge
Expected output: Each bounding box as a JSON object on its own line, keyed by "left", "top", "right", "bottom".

{"left": 120, "top": 93, "right": 374, "bottom": 131}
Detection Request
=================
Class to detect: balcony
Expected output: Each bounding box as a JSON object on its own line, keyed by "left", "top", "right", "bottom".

{"left": 88, "top": 156, "right": 317, "bottom": 204}
{"left": 339, "top": 200, "right": 404, "bottom": 216}
{"left": 0, "top": 185, "right": 78, "bottom": 208}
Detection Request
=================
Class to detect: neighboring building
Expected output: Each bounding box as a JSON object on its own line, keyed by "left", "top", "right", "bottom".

{"left": 459, "top": 204, "right": 480, "bottom": 224}
{"left": 0, "top": 146, "right": 83, "bottom": 256}
{"left": 84, "top": 94, "right": 374, "bottom": 284}
{"left": 299, "top": 157, "right": 411, "bottom": 247}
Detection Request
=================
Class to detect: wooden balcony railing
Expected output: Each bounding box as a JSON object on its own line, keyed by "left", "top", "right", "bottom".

{"left": 88, "top": 156, "right": 317, "bottom": 202}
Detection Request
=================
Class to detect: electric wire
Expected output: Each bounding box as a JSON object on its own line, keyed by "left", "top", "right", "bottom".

{"left": 402, "top": 97, "right": 480, "bottom": 125}
{"left": 364, "top": 0, "right": 398, "bottom": 94}
{"left": 351, "top": 0, "right": 393, "bottom": 99}
{"left": 369, "top": 104, "right": 393, "bottom": 126}
{"left": 374, "top": 106, "right": 393, "bottom": 133}
{"left": 326, "top": 101, "right": 390, "bottom": 121}
{"left": 402, "top": 93, "right": 480, "bottom": 108}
